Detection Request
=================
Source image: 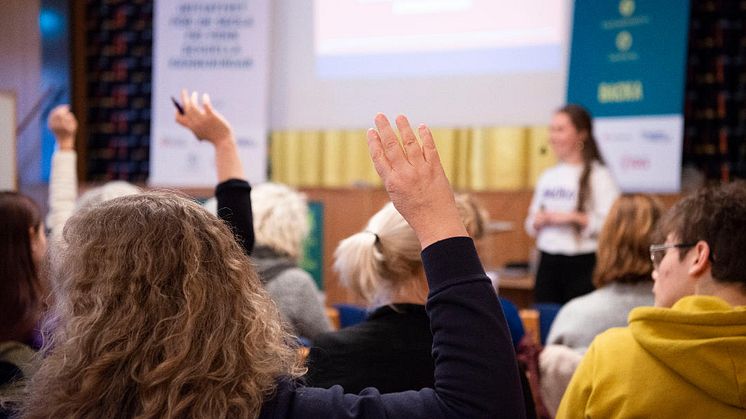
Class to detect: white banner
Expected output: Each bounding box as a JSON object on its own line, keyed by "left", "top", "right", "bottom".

{"left": 150, "top": 0, "right": 270, "bottom": 187}
{"left": 595, "top": 114, "right": 683, "bottom": 193}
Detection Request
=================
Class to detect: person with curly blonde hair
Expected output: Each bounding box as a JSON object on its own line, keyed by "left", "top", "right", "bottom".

{"left": 16, "top": 112, "right": 525, "bottom": 418}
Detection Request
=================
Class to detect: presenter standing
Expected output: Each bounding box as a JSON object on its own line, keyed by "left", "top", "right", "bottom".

{"left": 525, "top": 104, "right": 620, "bottom": 304}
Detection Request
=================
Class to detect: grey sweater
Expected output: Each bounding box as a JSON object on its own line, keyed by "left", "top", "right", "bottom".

{"left": 546, "top": 281, "right": 654, "bottom": 353}
{"left": 253, "top": 247, "right": 331, "bottom": 341}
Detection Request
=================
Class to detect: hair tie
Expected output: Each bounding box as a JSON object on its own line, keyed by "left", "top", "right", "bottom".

{"left": 364, "top": 230, "right": 380, "bottom": 244}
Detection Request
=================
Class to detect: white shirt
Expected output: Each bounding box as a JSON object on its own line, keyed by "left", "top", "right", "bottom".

{"left": 525, "top": 162, "right": 620, "bottom": 255}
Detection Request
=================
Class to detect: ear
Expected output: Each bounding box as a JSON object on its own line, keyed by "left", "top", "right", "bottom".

{"left": 687, "top": 240, "right": 711, "bottom": 277}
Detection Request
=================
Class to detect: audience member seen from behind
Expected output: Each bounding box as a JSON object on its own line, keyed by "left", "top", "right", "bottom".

{"left": 525, "top": 104, "right": 620, "bottom": 304}
{"left": 251, "top": 182, "right": 331, "bottom": 341}
{"left": 305, "top": 194, "right": 488, "bottom": 393}
{"left": 539, "top": 194, "right": 663, "bottom": 415}
{"left": 46, "top": 105, "right": 141, "bottom": 238}
{"left": 0, "top": 192, "right": 46, "bottom": 406}
{"left": 556, "top": 182, "right": 746, "bottom": 419}
{"left": 17, "top": 114, "right": 525, "bottom": 418}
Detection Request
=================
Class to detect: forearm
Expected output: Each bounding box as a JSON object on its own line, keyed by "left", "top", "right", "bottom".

{"left": 422, "top": 237, "right": 525, "bottom": 417}
{"left": 215, "top": 178, "right": 254, "bottom": 255}
{"left": 213, "top": 138, "right": 245, "bottom": 182}
{"left": 46, "top": 150, "right": 78, "bottom": 236}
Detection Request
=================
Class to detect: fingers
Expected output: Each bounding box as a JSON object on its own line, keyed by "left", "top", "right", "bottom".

{"left": 418, "top": 123, "right": 441, "bottom": 165}
{"left": 180, "top": 89, "right": 189, "bottom": 110}
{"left": 395, "top": 115, "right": 424, "bottom": 165}
{"left": 191, "top": 91, "right": 198, "bottom": 108}
{"left": 374, "top": 113, "right": 406, "bottom": 167}
{"left": 202, "top": 93, "right": 214, "bottom": 115}
{"left": 367, "top": 128, "right": 392, "bottom": 179}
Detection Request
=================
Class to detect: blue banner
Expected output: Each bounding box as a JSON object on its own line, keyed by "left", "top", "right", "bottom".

{"left": 566, "top": 0, "right": 690, "bottom": 193}
{"left": 567, "top": 0, "right": 690, "bottom": 117}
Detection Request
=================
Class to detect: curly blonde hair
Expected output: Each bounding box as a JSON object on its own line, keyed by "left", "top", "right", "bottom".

{"left": 21, "top": 192, "right": 304, "bottom": 418}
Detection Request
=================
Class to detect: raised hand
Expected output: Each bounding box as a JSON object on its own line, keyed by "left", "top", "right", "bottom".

{"left": 48, "top": 105, "right": 78, "bottom": 151}
{"left": 175, "top": 89, "right": 233, "bottom": 146}
{"left": 174, "top": 89, "right": 245, "bottom": 182}
{"left": 367, "top": 113, "right": 467, "bottom": 249}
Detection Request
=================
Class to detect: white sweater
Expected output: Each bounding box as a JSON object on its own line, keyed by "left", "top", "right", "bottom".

{"left": 525, "top": 162, "right": 620, "bottom": 255}
{"left": 46, "top": 150, "right": 78, "bottom": 237}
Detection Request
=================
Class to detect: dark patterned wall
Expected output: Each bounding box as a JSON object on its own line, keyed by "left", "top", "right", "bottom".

{"left": 683, "top": 0, "right": 746, "bottom": 182}
{"left": 85, "top": 0, "right": 152, "bottom": 182}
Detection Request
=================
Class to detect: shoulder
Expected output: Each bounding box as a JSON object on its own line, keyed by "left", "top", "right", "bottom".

{"left": 590, "top": 327, "right": 635, "bottom": 353}
{"left": 556, "top": 291, "right": 604, "bottom": 318}
{"left": 590, "top": 162, "right": 616, "bottom": 182}
{"left": 273, "top": 267, "right": 315, "bottom": 283}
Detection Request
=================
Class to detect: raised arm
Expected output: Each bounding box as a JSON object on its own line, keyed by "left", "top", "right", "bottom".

{"left": 46, "top": 105, "right": 79, "bottom": 237}
{"left": 175, "top": 90, "right": 254, "bottom": 254}
{"left": 291, "top": 114, "right": 526, "bottom": 418}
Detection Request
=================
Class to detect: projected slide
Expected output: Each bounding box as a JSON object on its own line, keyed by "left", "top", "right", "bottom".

{"left": 315, "top": 0, "right": 567, "bottom": 78}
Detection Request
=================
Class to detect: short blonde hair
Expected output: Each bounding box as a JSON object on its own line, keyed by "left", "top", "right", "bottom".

{"left": 334, "top": 195, "right": 488, "bottom": 304}
{"left": 252, "top": 182, "right": 309, "bottom": 259}
{"left": 593, "top": 194, "right": 664, "bottom": 288}
{"left": 75, "top": 180, "right": 141, "bottom": 211}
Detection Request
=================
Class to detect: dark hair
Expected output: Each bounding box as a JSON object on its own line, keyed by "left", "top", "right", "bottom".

{"left": 556, "top": 104, "right": 604, "bottom": 215}
{"left": 0, "top": 191, "right": 44, "bottom": 343}
{"left": 656, "top": 181, "right": 746, "bottom": 288}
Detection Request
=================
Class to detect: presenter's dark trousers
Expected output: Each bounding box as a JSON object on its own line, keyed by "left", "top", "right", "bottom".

{"left": 534, "top": 251, "right": 596, "bottom": 305}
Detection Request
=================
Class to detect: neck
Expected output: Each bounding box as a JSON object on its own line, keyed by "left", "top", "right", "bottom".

{"left": 384, "top": 273, "right": 428, "bottom": 306}
{"left": 562, "top": 153, "right": 584, "bottom": 165}
{"left": 696, "top": 277, "right": 746, "bottom": 307}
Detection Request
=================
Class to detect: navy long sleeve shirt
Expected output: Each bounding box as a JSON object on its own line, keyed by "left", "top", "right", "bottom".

{"left": 260, "top": 236, "right": 526, "bottom": 418}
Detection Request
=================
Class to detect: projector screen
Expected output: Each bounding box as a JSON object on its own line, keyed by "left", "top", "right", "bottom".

{"left": 269, "top": 0, "right": 571, "bottom": 129}
{"left": 315, "top": 0, "right": 567, "bottom": 78}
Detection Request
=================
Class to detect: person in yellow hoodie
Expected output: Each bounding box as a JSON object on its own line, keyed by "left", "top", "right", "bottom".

{"left": 556, "top": 181, "right": 746, "bottom": 419}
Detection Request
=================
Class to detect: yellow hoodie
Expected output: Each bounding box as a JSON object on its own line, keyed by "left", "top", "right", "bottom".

{"left": 556, "top": 295, "right": 746, "bottom": 418}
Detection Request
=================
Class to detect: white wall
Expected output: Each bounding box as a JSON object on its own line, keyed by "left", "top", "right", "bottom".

{"left": 0, "top": 0, "right": 42, "bottom": 185}
{"left": 268, "top": 0, "right": 570, "bottom": 130}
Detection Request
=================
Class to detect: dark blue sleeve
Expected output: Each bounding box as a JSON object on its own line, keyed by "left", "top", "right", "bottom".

{"left": 284, "top": 237, "right": 526, "bottom": 419}
{"left": 215, "top": 178, "right": 254, "bottom": 256}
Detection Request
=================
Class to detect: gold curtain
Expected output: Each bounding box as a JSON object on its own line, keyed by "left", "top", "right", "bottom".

{"left": 270, "top": 125, "right": 555, "bottom": 190}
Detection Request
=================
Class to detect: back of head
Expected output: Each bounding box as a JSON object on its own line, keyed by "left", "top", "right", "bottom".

{"left": 0, "top": 192, "right": 44, "bottom": 344}
{"left": 455, "top": 193, "right": 489, "bottom": 240}
{"left": 656, "top": 181, "right": 746, "bottom": 288}
{"left": 23, "top": 192, "right": 302, "bottom": 418}
{"left": 75, "top": 180, "right": 141, "bottom": 211}
{"left": 252, "top": 182, "right": 309, "bottom": 260}
{"left": 334, "top": 196, "right": 488, "bottom": 305}
{"left": 594, "top": 194, "right": 664, "bottom": 287}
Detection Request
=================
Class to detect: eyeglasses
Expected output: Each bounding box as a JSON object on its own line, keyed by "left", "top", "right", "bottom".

{"left": 649, "top": 243, "right": 696, "bottom": 269}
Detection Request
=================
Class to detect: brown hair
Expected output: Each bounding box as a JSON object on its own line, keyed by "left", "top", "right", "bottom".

{"left": 21, "top": 192, "right": 304, "bottom": 418}
{"left": 593, "top": 194, "right": 664, "bottom": 288}
{"left": 0, "top": 192, "right": 44, "bottom": 344}
{"left": 656, "top": 181, "right": 746, "bottom": 288}
{"left": 556, "top": 104, "right": 604, "bottom": 216}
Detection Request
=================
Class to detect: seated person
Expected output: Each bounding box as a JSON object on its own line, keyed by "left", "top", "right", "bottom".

{"left": 250, "top": 182, "right": 331, "bottom": 341}
{"left": 540, "top": 194, "right": 663, "bottom": 414}
{"left": 47, "top": 99, "right": 253, "bottom": 254}
{"left": 305, "top": 194, "right": 487, "bottom": 393}
{"left": 16, "top": 113, "right": 525, "bottom": 418}
{"left": 556, "top": 182, "right": 746, "bottom": 419}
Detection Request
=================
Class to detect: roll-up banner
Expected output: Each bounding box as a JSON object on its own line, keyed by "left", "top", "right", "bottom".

{"left": 150, "top": 0, "right": 270, "bottom": 187}
{"left": 567, "top": 0, "right": 690, "bottom": 192}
